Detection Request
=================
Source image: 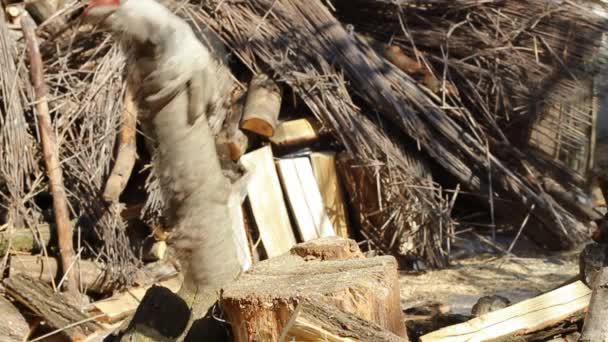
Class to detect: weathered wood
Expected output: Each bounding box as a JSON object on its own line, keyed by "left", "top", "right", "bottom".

{"left": 9, "top": 255, "right": 113, "bottom": 294}
{"left": 310, "top": 152, "right": 351, "bottom": 238}
{"left": 4, "top": 274, "right": 101, "bottom": 341}
{"left": 287, "top": 298, "right": 407, "bottom": 342}
{"left": 581, "top": 246, "right": 608, "bottom": 342}
{"left": 228, "top": 176, "right": 253, "bottom": 272}
{"left": 88, "top": 276, "right": 182, "bottom": 324}
{"left": 269, "top": 118, "right": 321, "bottom": 147}
{"left": 290, "top": 236, "right": 363, "bottom": 261}
{"left": 24, "top": 0, "right": 64, "bottom": 34}
{"left": 217, "top": 88, "right": 249, "bottom": 161}
{"left": 21, "top": 13, "right": 78, "bottom": 295}
{"left": 277, "top": 157, "right": 336, "bottom": 241}
{"left": 0, "top": 225, "right": 51, "bottom": 255}
{"left": 221, "top": 239, "right": 406, "bottom": 341}
{"left": 241, "top": 73, "right": 282, "bottom": 137}
{"left": 420, "top": 281, "right": 591, "bottom": 341}
{"left": 103, "top": 85, "right": 138, "bottom": 202}
{"left": 240, "top": 146, "right": 296, "bottom": 257}
{"left": 0, "top": 296, "right": 29, "bottom": 342}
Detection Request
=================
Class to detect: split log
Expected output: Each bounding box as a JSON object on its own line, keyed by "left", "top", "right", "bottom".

{"left": 0, "top": 296, "right": 29, "bottom": 342}
{"left": 21, "top": 13, "right": 78, "bottom": 295}
{"left": 103, "top": 85, "right": 138, "bottom": 202}
{"left": 4, "top": 274, "right": 101, "bottom": 341}
{"left": 0, "top": 225, "right": 51, "bottom": 255}
{"left": 420, "top": 281, "right": 591, "bottom": 341}
{"left": 269, "top": 118, "right": 321, "bottom": 147}
{"left": 88, "top": 276, "right": 182, "bottom": 324}
{"left": 276, "top": 157, "right": 336, "bottom": 241}
{"left": 287, "top": 298, "right": 407, "bottom": 342}
{"left": 221, "top": 237, "right": 406, "bottom": 341}
{"left": 240, "top": 146, "right": 296, "bottom": 257}
{"left": 241, "top": 73, "right": 282, "bottom": 137}
{"left": 217, "top": 89, "right": 249, "bottom": 161}
{"left": 310, "top": 152, "right": 351, "bottom": 238}
{"left": 581, "top": 246, "right": 608, "bottom": 341}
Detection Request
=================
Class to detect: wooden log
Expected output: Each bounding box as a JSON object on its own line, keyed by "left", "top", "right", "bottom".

{"left": 21, "top": 13, "right": 78, "bottom": 295}
{"left": 542, "top": 177, "right": 602, "bottom": 221}
{"left": 277, "top": 157, "right": 336, "bottom": 241}
{"left": 217, "top": 88, "right": 249, "bottom": 161}
{"left": 241, "top": 73, "right": 282, "bottom": 137}
{"left": 310, "top": 152, "right": 351, "bottom": 238}
{"left": 103, "top": 85, "right": 138, "bottom": 202}
{"left": 0, "top": 225, "right": 51, "bottom": 255}
{"left": 420, "top": 281, "right": 591, "bottom": 341}
{"left": 240, "top": 146, "right": 296, "bottom": 257}
{"left": 287, "top": 298, "right": 407, "bottom": 342}
{"left": 24, "top": 0, "right": 64, "bottom": 34}
{"left": 10, "top": 255, "right": 114, "bottom": 294}
{"left": 4, "top": 274, "right": 101, "bottom": 341}
{"left": 88, "top": 276, "right": 182, "bottom": 324}
{"left": 221, "top": 238, "right": 406, "bottom": 341}
{"left": 269, "top": 118, "right": 321, "bottom": 147}
{"left": 0, "top": 296, "right": 29, "bottom": 342}
{"left": 580, "top": 246, "right": 608, "bottom": 341}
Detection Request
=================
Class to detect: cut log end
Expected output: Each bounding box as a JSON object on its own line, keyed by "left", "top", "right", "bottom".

{"left": 241, "top": 117, "right": 275, "bottom": 137}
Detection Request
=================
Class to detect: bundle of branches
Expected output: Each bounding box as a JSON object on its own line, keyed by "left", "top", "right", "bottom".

{"left": 0, "top": 2, "right": 142, "bottom": 290}
{"left": 335, "top": 0, "right": 606, "bottom": 194}
{"left": 185, "top": 2, "right": 455, "bottom": 268}
{"left": 0, "top": 10, "right": 44, "bottom": 271}
{"left": 192, "top": 0, "right": 603, "bottom": 249}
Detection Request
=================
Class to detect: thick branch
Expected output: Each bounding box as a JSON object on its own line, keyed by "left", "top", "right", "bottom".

{"left": 20, "top": 13, "right": 78, "bottom": 295}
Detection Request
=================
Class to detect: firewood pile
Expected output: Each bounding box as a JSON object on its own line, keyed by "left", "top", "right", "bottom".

{"left": 1, "top": 0, "right": 608, "bottom": 341}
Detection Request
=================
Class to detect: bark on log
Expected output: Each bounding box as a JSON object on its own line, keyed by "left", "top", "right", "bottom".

{"left": 287, "top": 298, "right": 407, "bottom": 342}
{"left": 4, "top": 274, "right": 101, "bottom": 341}
{"left": 221, "top": 238, "right": 406, "bottom": 341}
{"left": 21, "top": 13, "right": 78, "bottom": 295}
{"left": 0, "top": 296, "right": 29, "bottom": 342}
{"left": 0, "top": 225, "right": 51, "bottom": 255}
{"left": 241, "top": 73, "right": 282, "bottom": 137}
{"left": 581, "top": 246, "right": 608, "bottom": 341}
{"left": 103, "top": 86, "right": 138, "bottom": 202}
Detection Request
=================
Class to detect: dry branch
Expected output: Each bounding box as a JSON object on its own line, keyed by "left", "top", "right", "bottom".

{"left": 103, "top": 85, "right": 138, "bottom": 202}
{"left": 20, "top": 13, "right": 78, "bottom": 295}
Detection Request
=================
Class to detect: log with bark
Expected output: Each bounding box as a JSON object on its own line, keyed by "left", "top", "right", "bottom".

{"left": 0, "top": 295, "right": 29, "bottom": 342}
{"left": 4, "top": 274, "right": 101, "bottom": 341}
{"left": 241, "top": 73, "right": 283, "bottom": 137}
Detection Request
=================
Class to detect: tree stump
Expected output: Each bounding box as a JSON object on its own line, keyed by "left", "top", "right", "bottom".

{"left": 221, "top": 237, "right": 406, "bottom": 341}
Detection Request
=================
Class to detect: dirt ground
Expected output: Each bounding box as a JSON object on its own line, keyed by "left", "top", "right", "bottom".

{"left": 399, "top": 246, "right": 582, "bottom": 315}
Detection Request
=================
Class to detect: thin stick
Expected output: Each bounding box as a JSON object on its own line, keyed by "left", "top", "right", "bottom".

{"left": 20, "top": 13, "right": 78, "bottom": 295}
{"left": 506, "top": 204, "right": 535, "bottom": 255}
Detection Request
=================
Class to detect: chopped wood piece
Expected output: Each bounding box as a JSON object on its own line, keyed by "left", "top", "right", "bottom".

{"left": 0, "top": 225, "right": 51, "bottom": 255}
{"left": 103, "top": 86, "right": 138, "bottom": 202}
{"left": 222, "top": 243, "right": 406, "bottom": 340}
{"left": 4, "top": 274, "right": 101, "bottom": 341}
{"left": 269, "top": 118, "right": 321, "bottom": 146}
{"left": 240, "top": 146, "right": 296, "bottom": 257}
{"left": 310, "top": 152, "right": 351, "bottom": 238}
{"left": 228, "top": 176, "right": 253, "bottom": 272}
{"left": 581, "top": 246, "right": 608, "bottom": 341}
{"left": 420, "top": 281, "right": 591, "bottom": 341}
{"left": 241, "top": 73, "right": 282, "bottom": 137}
{"left": 290, "top": 236, "right": 363, "bottom": 261}
{"left": 287, "top": 298, "right": 408, "bottom": 342}
{"left": 277, "top": 157, "right": 336, "bottom": 241}
{"left": 21, "top": 13, "right": 77, "bottom": 295}
{"left": 217, "top": 88, "right": 249, "bottom": 161}
{"left": 0, "top": 296, "right": 29, "bottom": 342}
{"left": 88, "top": 277, "right": 182, "bottom": 324}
